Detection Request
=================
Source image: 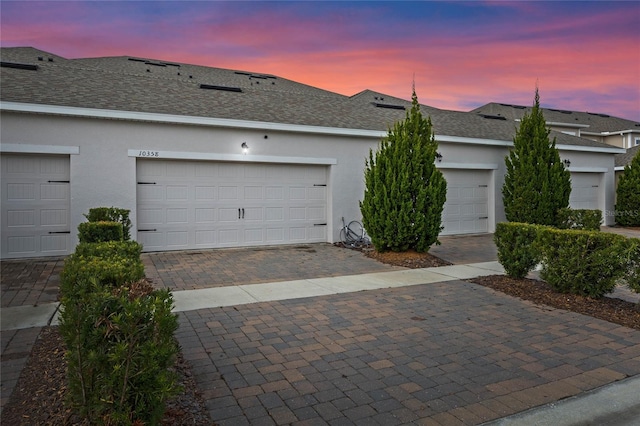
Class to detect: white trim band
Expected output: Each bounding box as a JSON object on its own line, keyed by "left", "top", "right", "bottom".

{"left": 437, "top": 163, "right": 498, "bottom": 170}
{"left": 0, "top": 143, "right": 79, "bottom": 155}
{"left": 128, "top": 149, "right": 337, "bottom": 165}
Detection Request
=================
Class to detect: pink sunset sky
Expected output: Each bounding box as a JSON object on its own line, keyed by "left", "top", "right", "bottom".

{"left": 2, "top": 1, "right": 639, "bottom": 121}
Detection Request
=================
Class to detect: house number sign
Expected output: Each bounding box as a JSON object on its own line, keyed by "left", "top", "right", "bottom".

{"left": 138, "top": 150, "right": 160, "bottom": 157}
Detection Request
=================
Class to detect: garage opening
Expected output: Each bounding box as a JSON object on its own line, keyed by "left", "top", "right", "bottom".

{"left": 440, "top": 169, "right": 491, "bottom": 235}
{"left": 136, "top": 159, "right": 328, "bottom": 252}
{"left": 1, "top": 153, "right": 71, "bottom": 259}
{"left": 569, "top": 172, "right": 601, "bottom": 210}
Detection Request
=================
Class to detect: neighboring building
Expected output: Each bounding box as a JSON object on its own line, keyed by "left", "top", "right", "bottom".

{"left": 0, "top": 47, "right": 623, "bottom": 259}
{"left": 615, "top": 144, "right": 640, "bottom": 187}
{"left": 473, "top": 103, "right": 640, "bottom": 148}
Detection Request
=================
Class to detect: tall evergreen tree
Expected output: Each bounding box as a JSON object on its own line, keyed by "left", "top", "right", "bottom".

{"left": 502, "top": 88, "right": 571, "bottom": 226}
{"left": 360, "top": 90, "right": 447, "bottom": 252}
{"left": 615, "top": 149, "right": 640, "bottom": 226}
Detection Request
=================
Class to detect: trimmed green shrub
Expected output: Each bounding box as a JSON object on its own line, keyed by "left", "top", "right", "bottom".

{"left": 494, "top": 222, "right": 544, "bottom": 279}
{"left": 360, "top": 90, "right": 447, "bottom": 252}
{"left": 74, "top": 241, "right": 143, "bottom": 260}
{"left": 85, "top": 207, "right": 132, "bottom": 241}
{"left": 59, "top": 279, "right": 179, "bottom": 425}
{"left": 620, "top": 237, "right": 640, "bottom": 293}
{"left": 61, "top": 253, "right": 144, "bottom": 290}
{"left": 556, "top": 208, "right": 602, "bottom": 231}
{"left": 78, "top": 221, "right": 124, "bottom": 243}
{"left": 538, "top": 228, "right": 629, "bottom": 297}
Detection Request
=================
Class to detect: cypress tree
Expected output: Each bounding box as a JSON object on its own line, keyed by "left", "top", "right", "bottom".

{"left": 502, "top": 88, "right": 571, "bottom": 226}
{"left": 615, "top": 149, "right": 640, "bottom": 226}
{"left": 360, "top": 90, "right": 447, "bottom": 252}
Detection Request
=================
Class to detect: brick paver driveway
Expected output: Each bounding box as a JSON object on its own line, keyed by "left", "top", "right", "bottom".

{"left": 177, "top": 280, "right": 640, "bottom": 425}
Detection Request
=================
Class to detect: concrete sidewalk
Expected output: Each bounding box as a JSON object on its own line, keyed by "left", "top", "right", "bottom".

{"left": 1, "top": 261, "right": 505, "bottom": 330}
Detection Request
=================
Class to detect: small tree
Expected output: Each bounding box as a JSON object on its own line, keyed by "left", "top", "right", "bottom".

{"left": 502, "top": 88, "right": 571, "bottom": 226}
{"left": 615, "top": 149, "right": 640, "bottom": 226}
{"left": 360, "top": 90, "right": 447, "bottom": 252}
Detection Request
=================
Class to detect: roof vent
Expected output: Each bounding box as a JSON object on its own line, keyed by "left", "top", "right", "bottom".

{"left": 373, "top": 102, "right": 405, "bottom": 110}
{"left": 479, "top": 114, "right": 507, "bottom": 120}
{"left": 549, "top": 108, "right": 572, "bottom": 114}
{"left": 200, "top": 84, "right": 243, "bottom": 93}
{"left": 1, "top": 61, "right": 38, "bottom": 71}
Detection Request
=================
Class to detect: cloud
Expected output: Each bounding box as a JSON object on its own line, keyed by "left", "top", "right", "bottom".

{"left": 1, "top": 0, "right": 638, "bottom": 120}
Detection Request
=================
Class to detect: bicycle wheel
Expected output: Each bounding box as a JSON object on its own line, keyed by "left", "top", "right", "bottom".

{"left": 346, "top": 221, "right": 364, "bottom": 244}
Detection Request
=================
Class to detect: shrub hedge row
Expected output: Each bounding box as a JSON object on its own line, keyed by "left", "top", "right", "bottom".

{"left": 495, "top": 221, "right": 640, "bottom": 298}
{"left": 556, "top": 208, "right": 602, "bottom": 231}
{"left": 59, "top": 210, "right": 179, "bottom": 425}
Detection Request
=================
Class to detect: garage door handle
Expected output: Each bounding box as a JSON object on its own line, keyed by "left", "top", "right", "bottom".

{"left": 242, "top": 208, "right": 245, "bottom": 219}
{"left": 479, "top": 217, "right": 488, "bottom": 219}
{"left": 238, "top": 208, "right": 241, "bottom": 219}
{"left": 139, "top": 229, "right": 157, "bottom": 232}
{"left": 314, "top": 223, "right": 327, "bottom": 226}
{"left": 47, "top": 180, "right": 70, "bottom": 183}
{"left": 48, "top": 231, "right": 70, "bottom": 234}
{"left": 137, "top": 182, "right": 157, "bottom": 185}
{"left": 478, "top": 185, "right": 488, "bottom": 187}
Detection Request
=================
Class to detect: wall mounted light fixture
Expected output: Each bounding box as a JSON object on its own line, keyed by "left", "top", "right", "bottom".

{"left": 435, "top": 152, "right": 443, "bottom": 162}
{"left": 241, "top": 142, "right": 249, "bottom": 154}
{"left": 563, "top": 159, "right": 571, "bottom": 167}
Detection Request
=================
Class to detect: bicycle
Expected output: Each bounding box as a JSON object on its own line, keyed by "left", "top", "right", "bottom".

{"left": 340, "top": 217, "right": 371, "bottom": 249}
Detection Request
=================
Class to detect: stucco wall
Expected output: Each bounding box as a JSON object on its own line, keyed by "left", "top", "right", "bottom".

{"left": 0, "top": 110, "right": 618, "bottom": 251}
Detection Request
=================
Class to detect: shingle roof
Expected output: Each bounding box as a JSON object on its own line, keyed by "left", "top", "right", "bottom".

{"left": 0, "top": 47, "right": 617, "bottom": 150}
{"left": 472, "top": 102, "right": 640, "bottom": 134}
{"left": 615, "top": 145, "right": 640, "bottom": 167}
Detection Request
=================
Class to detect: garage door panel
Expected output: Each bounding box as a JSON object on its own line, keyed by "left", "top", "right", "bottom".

{"left": 441, "top": 170, "right": 490, "bottom": 236}
{"left": 166, "top": 186, "right": 188, "bottom": 200}
{"left": 2, "top": 154, "right": 71, "bottom": 258}
{"left": 41, "top": 209, "right": 68, "bottom": 227}
{"left": 308, "top": 206, "right": 326, "bottom": 221}
{"left": 138, "top": 208, "right": 164, "bottom": 225}
{"left": 138, "top": 185, "right": 163, "bottom": 201}
{"left": 289, "top": 187, "right": 306, "bottom": 200}
{"left": 290, "top": 227, "right": 307, "bottom": 241}
{"left": 219, "top": 208, "right": 239, "bottom": 222}
{"left": 244, "top": 228, "right": 264, "bottom": 244}
{"left": 195, "top": 208, "right": 216, "bottom": 223}
{"left": 166, "top": 231, "right": 188, "bottom": 247}
{"left": 570, "top": 173, "right": 600, "bottom": 210}
{"left": 7, "top": 236, "right": 36, "bottom": 254}
{"left": 41, "top": 234, "right": 68, "bottom": 252}
{"left": 244, "top": 186, "right": 263, "bottom": 200}
{"left": 195, "top": 230, "right": 216, "bottom": 245}
{"left": 137, "top": 160, "right": 327, "bottom": 251}
{"left": 195, "top": 186, "right": 216, "bottom": 200}
{"left": 266, "top": 187, "right": 284, "bottom": 200}
{"left": 219, "top": 229, "right": 240, "bottom": 245}
{"left": 219, "top": 186, "right": 239, "bottom": 200}
{"left": 166, "top": 208, "right": 188, "bottom": 224}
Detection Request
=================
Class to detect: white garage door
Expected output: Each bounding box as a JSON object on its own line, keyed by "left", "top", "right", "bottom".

{"left": 570, "top": 173, "right": 600, "bottom": 210}
{"left": 137, "top": 160, "right": 328, "bottom": 251}
{"left": 1, "top": 154, "right": 71, "bottom": 259}
{"left": 441, "top": 169, "right": 490, "bottom": 235}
